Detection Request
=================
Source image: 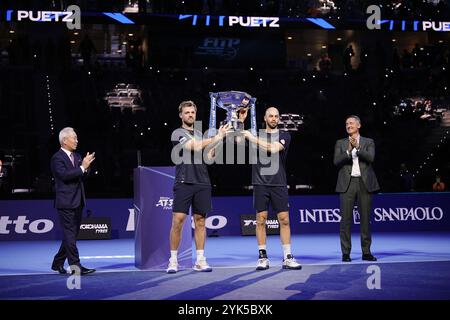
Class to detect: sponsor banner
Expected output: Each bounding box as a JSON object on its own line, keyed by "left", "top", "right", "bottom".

{"left": 77, "top": 217, "right": 111, "bottom": 240}
{"left": 292, "top": 193, "right": 450, "bottom": 234}
{"left": 2, "top": 9, "right": 449, "bottom": 33}
{"left": 240, "top": 214, "right": 280, "bottom": 236}
{"left": 0, "top": 198, "right": 133, "bottom": 241}
{"left": 0, "top": 192, "right": 449, "bottom": 240}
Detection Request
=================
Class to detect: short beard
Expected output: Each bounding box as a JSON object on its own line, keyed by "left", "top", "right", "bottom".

{"left": 267, "top": 123, "right": 278, "bottom": 129}
{"left": 183, "top": 120, "right": 194, "bottom": 128}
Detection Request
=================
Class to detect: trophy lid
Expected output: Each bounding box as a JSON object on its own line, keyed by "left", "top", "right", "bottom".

{"left": 213, "top": 91, "right": 253, "bottom": 110}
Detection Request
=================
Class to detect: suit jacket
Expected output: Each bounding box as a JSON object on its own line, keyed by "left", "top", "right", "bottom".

{"left": 333, "top": 136, "right": 380, "bottom": 193}
{"left": 50, "top": 149, "right": 86, "bottom": 209}
{"left": 0, "top": 165, "right": 8, "bottom": 189}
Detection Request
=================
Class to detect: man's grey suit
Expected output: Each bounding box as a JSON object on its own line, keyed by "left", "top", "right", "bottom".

{"left": 334, "top": 136, "right": 379, "bottom": 255}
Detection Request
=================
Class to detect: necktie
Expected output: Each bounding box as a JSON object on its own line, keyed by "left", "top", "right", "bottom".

{"left": 69, "top": 153, "right": 75, "bottom": 167}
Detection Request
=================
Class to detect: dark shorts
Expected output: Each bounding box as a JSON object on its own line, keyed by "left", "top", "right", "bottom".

{"left": 173, "top": 182, "right": 212, "bottom": 215}
{"left": 253, "top": 185, "right": 289, "bottom": 213}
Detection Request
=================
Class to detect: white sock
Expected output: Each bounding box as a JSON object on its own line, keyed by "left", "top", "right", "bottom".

{"left": 282, "top": 244, "right": 292, "bottom": 259}
{"left": 196, "top": 250, "right": 205, "bottom": 260}
{"left": 170, "top": 250, "right": 178, "bottom": 261}
{"left": 258, "top": 245, "right": 266, "bottom": 250}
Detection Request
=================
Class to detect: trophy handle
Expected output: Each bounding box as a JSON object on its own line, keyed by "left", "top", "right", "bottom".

{"left": 250, "top": 100, "right": 257, "bottom": 136}
{"left": 208, "top": 92, "right": 217, "bottom": 138}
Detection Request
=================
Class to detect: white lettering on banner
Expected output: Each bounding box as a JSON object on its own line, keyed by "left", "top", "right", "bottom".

{"left": 299, "top": 207, "right": 444, "bottom": 224}
{"left": 228, "top": 16, "right": 279, "bottom": 28}
{"left": 0, "top": 216, "right": 54, "bottom": 234}
{"left": 243, "top": 219, "right": 279, "bottom": 228}
{"left": 12, "top": 7, "right": 81, "bottom": 30}
{"left": 126, "top": 209, "right": 228, "bottom": 232}
{"left": 374, "top": 207, "right": 443, "bottom": 221}
{"left": 266, "top": 220, "right": 279, "bottom": 229}
{"left": 243, "top": 220, "right": 254, "bottom": 226}
{"left": 17, "top": 10, "right": 74, "bottom": 22}
{"left": 80, "top": 224, "right": 108, "bottom": 234}
{"left": 0, "top": 216, "right": 13, "bottom": 233}
{"left": 422, "top": 21, "right": 450, "bottom": 31}
{"left": 299, "top": 209, "right": 341, "bottom": 223}
{"left": 205, "top": 215, "right": 228, "bottom": 229}
{"left": 191, "top": 215, "right": 228, "bottom": 230}
{"left": 155, "top": 197, "right": 173, "bottom": 210}
{"left": 41, "top": 11, "right": 52, "bottom": 22}
{"left": 29, "top": 219, "right": 54, "bottom": 233}
{"left": 228, "top": 16, "right": 239, "bottom": 26}
{"left": 12, "top": 215, "right": 30, "bottom": 233}
{"left": 17, "top": 11, "right": 28, "bottom": 21}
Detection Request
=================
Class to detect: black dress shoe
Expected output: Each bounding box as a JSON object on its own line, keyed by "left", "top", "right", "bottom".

{"left": 70, "top": 266, "right": 96, "bottom": 275}
{"left": 81, "top": 266, "right": 96, "bottom": 275}
{"left": 362, "top": 254, "right": 377, "bottom": 261}
{"left": 342, "top": 254, "right": 351, "bottom": 262}
{"left": 51, "top": 265, "right": 67, "bottom": 274}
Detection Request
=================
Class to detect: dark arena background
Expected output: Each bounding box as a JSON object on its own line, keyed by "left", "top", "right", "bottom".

{"left": 0, "top": 0, "right": 450, "bottom": 313}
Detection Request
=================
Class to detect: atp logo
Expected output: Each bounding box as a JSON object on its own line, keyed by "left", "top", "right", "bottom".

{"left": 196, "top": 37, "right": 240, "bottom": 60}
{"left": 156, "top": 197, "right": 173, "bottom": 210}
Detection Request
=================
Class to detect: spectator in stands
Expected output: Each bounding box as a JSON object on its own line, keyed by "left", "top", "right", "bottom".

{"left": 399, "top": 163, "right": 414, "bottom": 192}
{"left": 432, "top": 175, "right": 446, "bottom": 192}
{"left": 0, "top": 159, "right": 9, "bottom": 196}
{"left": 318, "top": 54, "right": 332, "bottom": 75}
{"left": 412, "top": 43, "right": 422, "bottom": 67}
{"left": 401, "top": 48, "right": 413, "bottom": 69}
{"left": 392, "top": 47, "right": 401, "bottom": 71}
{"left": 343, "top": 45, "right": 355, "bottom": 73}
{"left": 79, "top": 34, "right": 96, "bottom": 68}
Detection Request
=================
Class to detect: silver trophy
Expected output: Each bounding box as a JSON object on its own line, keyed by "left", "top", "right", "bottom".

{"left": 208, "top": 91, "right": 257, "bottom": 137}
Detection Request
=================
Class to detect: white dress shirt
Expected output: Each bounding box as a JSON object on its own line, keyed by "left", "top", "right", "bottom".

{"left": 346, "top": 136, "right": 361, "bottom": 177}
{"left": 61, "top": 148, "right": 85, "bottom": 173}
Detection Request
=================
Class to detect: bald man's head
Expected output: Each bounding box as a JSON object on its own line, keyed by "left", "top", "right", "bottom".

{"left": 264, "top": 107, "right": 279, "bottom": 130}
{"left": 265, "top": 107, "right": 279, "bottom": 117}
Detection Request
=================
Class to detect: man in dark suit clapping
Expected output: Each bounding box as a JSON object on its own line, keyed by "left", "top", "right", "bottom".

{"left": 50, "top": 127, "right": 96, "bottom": 275}
{"left": 334, "top": 116, "right": 379, "bottom": 263}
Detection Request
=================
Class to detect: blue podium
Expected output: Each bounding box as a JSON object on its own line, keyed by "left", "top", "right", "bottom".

{"left": 134, "top": 167, "right": 192, "bottom": 270}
